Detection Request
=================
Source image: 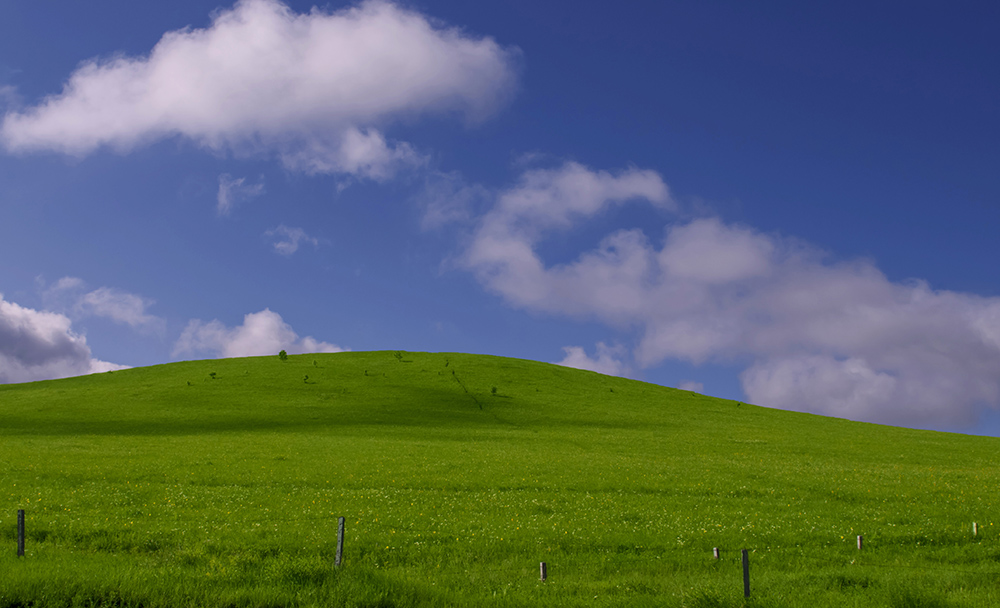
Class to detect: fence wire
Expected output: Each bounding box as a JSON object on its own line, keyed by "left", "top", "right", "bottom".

{"left": 7, "top": 509, "right": 999, "bottom": 582}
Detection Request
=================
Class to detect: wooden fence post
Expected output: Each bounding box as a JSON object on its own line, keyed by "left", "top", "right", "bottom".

{"left": 973, "top": 522, "right": 978, "bottom": 537}
{"left": 540, "top": 562, "right": 547, "bottom": 582}
{"left": 857, "top": 535, "right": 863, "bottom": 550}
{"left": 742, "top": 549, "right": 750, "bottom": 598}
{"left": 713, "top": 547, "right": 720, "bottom": 559}
{"left": 17, "top": 509, "right": 24, "bottom": 557}
{"left": 335, "top": 516, "right": 345, "bottom": 568}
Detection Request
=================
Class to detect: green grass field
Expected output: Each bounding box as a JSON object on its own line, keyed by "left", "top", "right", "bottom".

{"left": 0, "top": 351, "right": 998, "bottom": 607}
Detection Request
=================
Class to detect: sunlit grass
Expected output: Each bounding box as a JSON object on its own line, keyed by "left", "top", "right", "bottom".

{"left": 0, "top": 351, "right": 998, "bottom": 606}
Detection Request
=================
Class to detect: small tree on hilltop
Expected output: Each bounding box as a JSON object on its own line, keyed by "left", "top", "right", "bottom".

{"left": 279, "top": 350, "right": 288, "bottom": 361}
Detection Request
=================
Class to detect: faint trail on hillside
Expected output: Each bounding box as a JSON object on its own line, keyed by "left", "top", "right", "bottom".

{"left": 450, "top": 370, "right": 482, "bottom": 410}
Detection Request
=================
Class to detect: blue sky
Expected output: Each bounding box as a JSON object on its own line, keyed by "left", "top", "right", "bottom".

{"left": 2, "top": 0, "right": 999, "bottom": 434}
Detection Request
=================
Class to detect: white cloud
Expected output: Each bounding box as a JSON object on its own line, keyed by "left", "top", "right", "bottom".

{"left": 0, "top": 293, "right": 126, "bottom": 384}
{"left": 481, "top": 161, "right": 672, "bottom": 237}
{"left": 42, "top": 277, "right": 164, "bottom": 333}
{"left": 678, "top": 381, "right": 704, "bottom": 393}
{"left": 174, "top": 308, "right": 345, "bottom": 358}
{"left": 280, "top": 126, "right": 426, "bottom": 180}
{"left": 463, "top": 162, "right": 671, "bottom": 316}
{"left": 217, "top": 173, "right": 264, "bottom": 216}
{"left": 462, "top": 163, "right": 1000, "bottom": 428}
{"left": 264, "top": 225, "right": 319, "bottom": 256}
{"left": 556, "top": 342, "right": 628, "bottom": 377}
{"left": 1, "top": 0, "right": 517, "bottom": 179}
{"left": 659, "top": 218, "right": 774, "bottom": 283}
{"left": 87, "top": 359, "right": 130, "bottom": 374}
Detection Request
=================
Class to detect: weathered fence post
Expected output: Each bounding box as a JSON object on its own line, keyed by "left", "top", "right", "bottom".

{"left": 335, "top": 516, "right": 345, "bottom": 568}
{"left": 857, "top": 535, "right": 863, "bottom": 550}
{"left": 742, "top": 549, "right": 750, "bottom": 598}
{"left": 539, "top": 562, "right": 547, "bottom": 582}
{"left": 17, "top": 509, "right": 24, "bottom": 557}
{"left": 713, "top": 547, "right": 720, "bottom": 559}
{"left": 973, "top": 522, "right": 978, "bottom": 537}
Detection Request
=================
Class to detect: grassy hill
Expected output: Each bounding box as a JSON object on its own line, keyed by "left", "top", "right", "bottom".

{"left": 0, "top": 351, "right": 997, "bottom": 607}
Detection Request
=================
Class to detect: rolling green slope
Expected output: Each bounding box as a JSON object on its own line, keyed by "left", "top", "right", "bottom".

{"left": 0, "top": 351, "right": 997, "bottom": 607}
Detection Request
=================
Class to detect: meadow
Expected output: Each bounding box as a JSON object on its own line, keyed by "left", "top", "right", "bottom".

{"left": 0, "top": 351, "right": 998, "bottom": 607}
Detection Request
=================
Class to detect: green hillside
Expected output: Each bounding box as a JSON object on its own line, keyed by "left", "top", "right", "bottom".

{"left": 0, "top": 351, "right": 997, "bottom": 607}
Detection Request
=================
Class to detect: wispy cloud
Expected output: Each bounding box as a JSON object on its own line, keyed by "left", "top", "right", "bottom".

{"left": 1, "top": 0, "right": 518, "bottom": 180}
{"left": 678, "top": 381, "right": 704, "bottom": 393}
{"left": 0, "top": 85, "right": 19, "bottom": 110}
{"left": 217, "top": 173, "right": 264, "bottom": 216}
{"left": 0, "top": 293, "right": 126, "bottom": 384}
{"left": 460, "top": 162, "right": 1000, "bottom": 428}
{"left": 264, "top": 225, "right": 319, "bottom": 256}
{"left": 78, "top": 287, "right": 163, "bottom": 331}
{"left": 42, "top": 277, "right": 164, "bottom": 333}
{"left": 417, "top": 170, "right": 491, "bottom": 229}
{"left": 174, "top": 308, "right": 345, "bottom": 358}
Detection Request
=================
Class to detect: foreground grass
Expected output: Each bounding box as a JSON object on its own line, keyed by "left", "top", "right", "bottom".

{"left": 0, "top": 351, "right": 998, "bottom": 607}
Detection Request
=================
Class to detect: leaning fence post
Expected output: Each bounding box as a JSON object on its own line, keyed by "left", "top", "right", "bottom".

{"left": 540, "top": 562, "right": 547, "bottom": 582}
{"left": 713, "top": 547, "right": 720, "bottom": 559}
{"left": 335, "top": 516, "right": 345, "bottom": 567}
{"left": 17, "top": 509, "right": 24, "bottom": 557}
{"left": 742, "top": 549, "right": 750, "bottom": 598}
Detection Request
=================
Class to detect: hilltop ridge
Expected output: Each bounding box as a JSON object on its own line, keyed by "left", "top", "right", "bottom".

{"left": 0, "top": 351, "right": 996, "bottom": 607}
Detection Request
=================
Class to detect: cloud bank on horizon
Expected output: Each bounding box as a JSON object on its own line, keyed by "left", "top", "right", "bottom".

{"left": 175, "top": 309, "right": 345, "bottom": 359}
{"left": 0, "top": 284, "right": 342, "bottom": 383}
{"left": 0, "top": 294, "right": 126, "bottom": 384}
{"left": 1, "top": 0, "right": 998, "bottom": 432}
{"left": 457, "top": 162, "right": 1000, "bottom": 427}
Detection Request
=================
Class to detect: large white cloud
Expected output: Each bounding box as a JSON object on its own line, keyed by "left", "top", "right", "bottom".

{"left": 0, "top": 294, "right": 126, "bottom": 384}
{"left": 174, "top": 308, "right": 345, "bottom": 358}
{"left": 1, "top": 0, "right": 518, "bottom": 179}
{"left": 460, "top": 162, "right": 1000, "bottom": 428}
